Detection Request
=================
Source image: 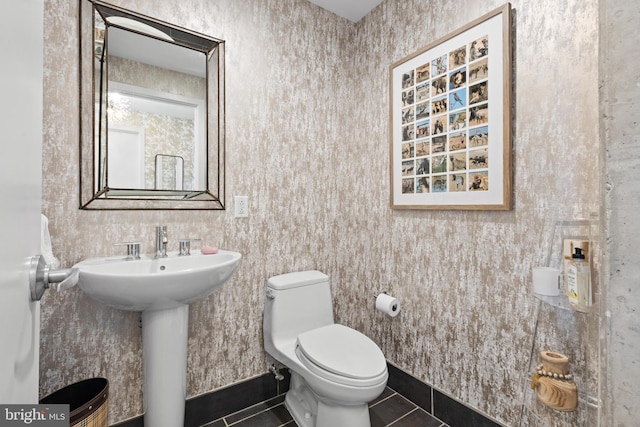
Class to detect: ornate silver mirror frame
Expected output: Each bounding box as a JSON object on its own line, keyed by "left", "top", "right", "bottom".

{"left": 79, "top": 0, "right": 225, "bottom": 209}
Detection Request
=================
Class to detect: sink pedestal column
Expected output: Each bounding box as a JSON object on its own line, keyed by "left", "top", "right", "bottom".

{"left": 142, "top": 304, "right": 189, "bottom": 427}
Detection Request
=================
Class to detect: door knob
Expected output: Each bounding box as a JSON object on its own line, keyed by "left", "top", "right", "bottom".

{"left": 29, "top": 254, "right": 79, "bottom": 301}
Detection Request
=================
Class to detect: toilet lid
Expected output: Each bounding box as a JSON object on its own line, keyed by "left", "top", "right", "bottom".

{"left": 296, "top": 324, "right": 386, "bottom": 380}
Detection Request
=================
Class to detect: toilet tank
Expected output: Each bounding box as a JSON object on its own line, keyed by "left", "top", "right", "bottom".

{"left": 263, "top": 271, "right": 334, "bottom": 354}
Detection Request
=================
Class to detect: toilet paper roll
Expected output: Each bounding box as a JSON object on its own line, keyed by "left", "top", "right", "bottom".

{"left": 375, "top": 293, "right": 400, "bottom": 317}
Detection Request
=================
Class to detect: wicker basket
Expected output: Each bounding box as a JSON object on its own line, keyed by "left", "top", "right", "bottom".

{"left": 40, "top": 378, "right": 108, "bottom": 427}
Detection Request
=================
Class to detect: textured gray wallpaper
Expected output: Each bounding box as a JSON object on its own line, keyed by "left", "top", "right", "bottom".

{"left": 41, "top": 0, "right": 599, "bottom": 425}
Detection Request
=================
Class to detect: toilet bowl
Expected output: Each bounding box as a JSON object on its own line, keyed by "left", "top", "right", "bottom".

{"left": 263, "top": 271, "right": 388, "bottom": 427}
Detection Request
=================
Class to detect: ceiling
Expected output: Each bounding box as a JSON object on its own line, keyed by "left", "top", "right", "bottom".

{"left": 307, "top": 0, "right": 384, "bottom": 22}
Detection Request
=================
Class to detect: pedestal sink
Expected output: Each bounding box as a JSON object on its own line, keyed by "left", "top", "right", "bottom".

{"left": 74, "top": 250, "right": 242, "bottom": 427}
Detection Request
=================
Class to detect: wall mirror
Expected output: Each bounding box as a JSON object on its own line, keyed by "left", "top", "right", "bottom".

{"left": 79, "top": 0, "right": 225, "bottom": 209}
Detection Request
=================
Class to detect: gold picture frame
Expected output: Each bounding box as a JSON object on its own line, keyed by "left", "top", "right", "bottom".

{"left": 389, "top": 3, "right": 512, "bottom": 210}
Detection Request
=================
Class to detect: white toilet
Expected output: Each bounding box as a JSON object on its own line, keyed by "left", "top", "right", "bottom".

{"left": 263, "top": 270, "right": 388, "bottom": 427}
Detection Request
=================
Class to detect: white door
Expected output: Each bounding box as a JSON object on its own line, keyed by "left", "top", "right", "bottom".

{"left": 0, "top": 0, "right": 44, "bottom": 403}
{"left": 108, "top": 126, "right": 145, "bottom": 188}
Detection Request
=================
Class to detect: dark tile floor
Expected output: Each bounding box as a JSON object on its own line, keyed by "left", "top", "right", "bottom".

{"left": 200, "top": 387, "right": 449, "bottom": 427}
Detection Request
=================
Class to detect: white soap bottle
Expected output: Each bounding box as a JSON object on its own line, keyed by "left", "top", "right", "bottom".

{"left": 566, "top": 247, "right": 591, "bottom": 311}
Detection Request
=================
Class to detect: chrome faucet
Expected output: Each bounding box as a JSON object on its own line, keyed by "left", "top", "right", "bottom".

{"left": 155, "top": 226, "right": 168, "bottom": 258}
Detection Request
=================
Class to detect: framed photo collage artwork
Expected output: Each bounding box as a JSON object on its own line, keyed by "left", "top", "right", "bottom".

{"left": 389, "top": 4, "right": 512, "bottom": 210}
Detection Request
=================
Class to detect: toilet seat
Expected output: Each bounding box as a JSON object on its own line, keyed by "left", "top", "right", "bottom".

{"left": 295, "top": 324, "right": 387, "bottom": 387}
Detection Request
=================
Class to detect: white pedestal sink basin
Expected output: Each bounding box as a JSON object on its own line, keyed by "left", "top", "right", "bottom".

{"left": 74, "top": 250, "right": 241, "bottom": 427}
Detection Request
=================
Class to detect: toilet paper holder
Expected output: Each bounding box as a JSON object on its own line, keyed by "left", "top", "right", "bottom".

{"left": 374, "top": 292, "right": 400, "bottom": 316}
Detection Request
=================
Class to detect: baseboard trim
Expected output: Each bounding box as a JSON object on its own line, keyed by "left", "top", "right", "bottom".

{"left": 112, "top": 361, "right": 503, "bottom": 427}
{"left": 386, "top": 361, "right": 505, "bottom": 427}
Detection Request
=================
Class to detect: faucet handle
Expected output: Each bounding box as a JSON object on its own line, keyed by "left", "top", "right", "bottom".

{"left": 114, "top": 242, "right": 141, "bottom": 260}
{"left": 178, "top": 238, "right": 201, "bottom": 256}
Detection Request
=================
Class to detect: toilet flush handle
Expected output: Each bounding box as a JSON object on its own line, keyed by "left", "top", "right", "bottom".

{"left": 265, "top": 287, "right": 275, "bottom": 299}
